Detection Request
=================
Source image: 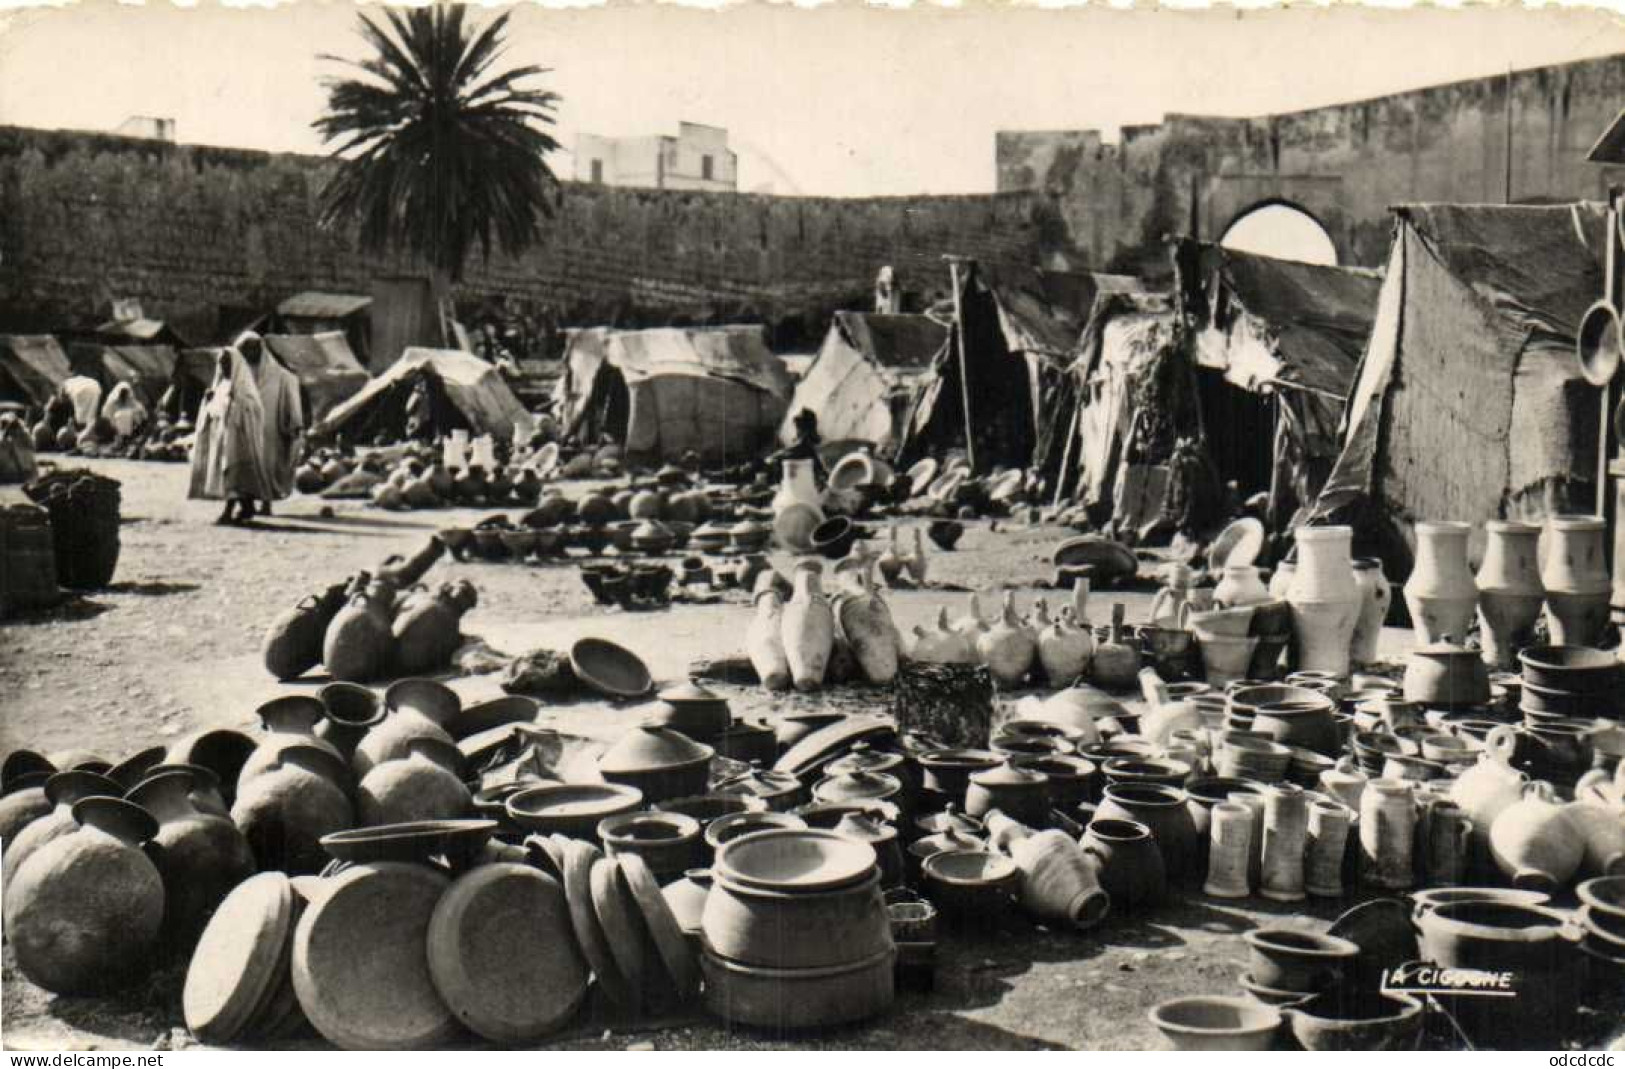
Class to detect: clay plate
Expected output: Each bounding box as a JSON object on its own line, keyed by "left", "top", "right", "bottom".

{"left": 774, "top": 715, "right": 897, "bottom": 779}
{"left": 569, "top": 638, "right": 654, "bottom": 699}
{"left": 618, "top": 853, "right": 700, "bottom": 1001}
{"left": 716, "top": 828, "right": 878, "bottom": 892}
{"left": 591, "top": 858, "right": 649, "bottom": 1012}
{"left": 319, "top": 820, "right": 497, "bottom": 866}
{"left": 560, "top": 839, "right": 635, "bottom": 1011}
{"left": 183, "top": 872, "right": 294, "bottom": 1046}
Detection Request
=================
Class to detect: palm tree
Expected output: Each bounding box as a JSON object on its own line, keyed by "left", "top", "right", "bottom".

{"left": 314, "top": 6, "right": 562, "bottom": 340}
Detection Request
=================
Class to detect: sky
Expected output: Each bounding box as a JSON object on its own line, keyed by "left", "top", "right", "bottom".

{"left": 1, "top": 3, "right": 1624, "bottom": 197}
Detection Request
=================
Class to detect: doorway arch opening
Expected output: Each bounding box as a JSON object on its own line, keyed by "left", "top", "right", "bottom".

{"left": 1220, "top": 201, "right": 1338, "bottom": 266}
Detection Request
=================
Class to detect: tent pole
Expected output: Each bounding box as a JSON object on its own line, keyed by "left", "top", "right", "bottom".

{"left": 944, "top": 255, "right": 978, "bottom": 473}
{"left": 1053, "top": 399, "right": 1080, "bottom": 509}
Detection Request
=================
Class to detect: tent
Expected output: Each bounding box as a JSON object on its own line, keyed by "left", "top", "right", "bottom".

{"left": 779, "top": 312, "right": 947, "bottom": 451}
{"left": 0, "top": 335, "right": 72, "bottom": 408}
{"left": 263, "top": 332, "right": 370, "bottom": 421}
{"left": 276, "top": 292, "right": 372, "bottom": 366}
{"left": 1175, "top": 240, "right": 1380, "bottom": 528}
{"left": 1308, "top": 202, "right": 1607, "bottom": 570}
{"left": 67, "top": 342, "right": 179, "bottom": 408}
{"left": 313, "top": 347, "right": 526, "bottom": 443}
{"left": 557, "top": 326, "right": 792, "bottom": 465}
{"left": 93, "top": 318, "right": 188, "bottom": 348}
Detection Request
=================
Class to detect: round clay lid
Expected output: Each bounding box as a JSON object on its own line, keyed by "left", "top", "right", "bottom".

{"left": 970, "top": 761, "right": 1048, "bottom": 789}
{"left": 715, "top": 766, "right": 800, "bottom": 797}
{"left": 657, "top": 679, "right": 726, "bottom": 706}
{"left": 825, "top": 742, "right": 905, "bottom": 778}
{"left": 813, "top": 769, "right": 902, "bottom": 803}
{"left": 915, "top": 804, "right": 983, "bottom": 837}
{"left": 184, "top": 872, "right": 294, "bottom": 1045}
{"left": 599, "top": 724, "right": 714, "bottom": 776}
{"left": 834, "top": 811, "right": 897, "bottom": 845}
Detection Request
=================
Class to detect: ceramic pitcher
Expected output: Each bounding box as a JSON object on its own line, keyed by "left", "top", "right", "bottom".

{"left": 1417, "top": 796, "right": 1473, "bottom": 887}
{"left": 1542, "top": 515, "right": 1610, "bottom": 647}
{"left": 1475, "top": 520, "right": 1544, "bottom": 669}
{"left": 1215, "top": 565, "right": 1271, "bottom": 609}
{"left": 1403, "top": 521, "right": 1477, "bottom": 645}
{"left": 1349, "top": 558, "right": 1392, "bottom": 667}
{"left": 1285, "top": 525, "right": 1360, "bottom": 677}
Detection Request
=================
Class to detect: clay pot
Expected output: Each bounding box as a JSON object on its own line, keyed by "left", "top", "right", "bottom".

{"left": 357, "top": 737, "right": 471, "bottom": 826}
{"left": 1249, "top": 694, "right": 1339, "bottom": 757}
{"left": 1096, "top": 782, "right": 1198, "bottom": 881}
{"left": 323, "top": 584, "right": 396, "bottom": 683}
{"left": 1403, "top": 521, "right": 1478, "bottom": 645}
{"left": 747, "top": 590, "right": 793, "bottom": 691}
{"left": 126, "top": 767, "right": 256, "bottom": 952}
{"left": 702, "top": 868, "right": 889, "bottom": 969}
{"left": 922, "top": 848, "right": 1020, "bottom": 922}
{"left": 966, "top": 761, "right": 1050, "bottom": 826}
{"left": 393, "top": 580, "right": 477, "bottom": 676}
{"left": 0, "top": 775, "right": 53, "bottom": 845}
{"left": 1489, "top": 781, "right": 1584, "bottom": 891}
{"left": 977, "top": 592, "right": 1039, "bottom": 687}
{"left": 1358, "top": 778, "right": 1417, "bottom": 890}
{"left": 1004, "top": 828, "right": 1110, "bottom": 930}
{"left": 357, "top": 679, "right": 460, "bottom": 777}
{"left": 1012, "top": 755, "right": 1098, "bottom": 811}
{"left": 1036, "top": 602, "right": 1094, "bottom": 688}
{"left": 599, "top": 725, "right": 714, "bottom": 804}
{"left": 1349, "top": 558, "right": 1392, "bottom": 667}
{"left": 662, "top": 868, "right": 714, "bottom": 942}
{"left": 601, "top": 810, "right": 704, "bottom": 880}
{"left": 1215, "top": 565, "right": 1271, "bottom": 609}
{"left": 262, "top": 580, "right": 350, "bottom": 682}
{"left": 6, "top": 797, "right": 164, "bottom": 994}
{"left": 1081, "top": 818, "right": 1166, "bottom": 911}
{"left": 316, "top": 682, "right": 386, "bottom": 761}
{"left": 1475, "top": 521, "right": 1544, "bottom": 669}
{"left": 2, "top": 770, "right": 122, "bottom": 889}
{"left": 833, "top": 812, "right": 904, "bottom": 889}
{"left": 166, "top": 729, "right": 256, "bottom": 807}
{"left": 240, "top": 695, "right": 348, "bottom": 790}
{"left": 230, "top": 744, "right": 355, "bottom": 875}
{"left": 781, "top": 562, "right": 835, "bottom": 692}
{"left": 1285, "top": 525, "right": 1360, "bottom": 677}
{"left": 1243, "top": 927, "right": 1358, "bottom": 993}
{"left": 1402, "top": 638, "right": 1490, "bottom": 708}
{"left": 1542, "top": 516, "right": 1611, "bottom": 648}
{"left": 1282, "top": 992, "right": 1423, "bottom": 1051}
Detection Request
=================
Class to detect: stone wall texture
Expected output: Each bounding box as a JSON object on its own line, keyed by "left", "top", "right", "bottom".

{"left": 997, "top": 52, "right": 1625, "bottom": 276}
{"left": 0, "top": 125, "right": 1057, "bottom": 343}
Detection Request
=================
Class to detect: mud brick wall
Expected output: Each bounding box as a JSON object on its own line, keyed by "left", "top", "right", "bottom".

{"left": 0, "top": 125, "right": 1059, "bottom": 343}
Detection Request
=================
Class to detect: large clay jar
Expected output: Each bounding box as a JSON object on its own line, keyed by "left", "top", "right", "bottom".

{"left": 1285, "top": 526, "right": 1361, "bottom": 677}
{"left": 0, "top": 774, "right": 53, "bottom": 845}
{"left": 1349, "top": 558, "right": 1392, "bottom": 667}
{"left": 1403, "top": 521, "right": 1478, "bottom": 645}
{"left": 392, "top": 580, "right": 478, "bottom": 676}
{"left": 6, "top": 797, "right": 164, "bottom": 995}
{"left": 1215, "top": 565, "right": 1271, "bottom": 609}
{"left": 780, "top": 561, "right": 835, "bottom": 692}
{"left": 1489, "top": 781, "right": 1584, "bottom": 891}
{"left": 2, "top": 770, "right": 122, "bottom": 889}
{"left": 262, "top": 578, "right": 350, "bottom": 682}
{"left": 977, "top": 592, "right": 1039, "bottom": 687}
{"left": 126, "top": 767, "right": 255, "bottom": 952}
{"left": 316, "top": 682, "right": 386, "bottom": 762}
{"left": 322, "top": 582, "right": 397, "bottom": 683}
{"left": 746, "top": 589, "right": 793, "bottom": 691}
{"left": 356, "top": 679, "right": 460, "bottom": 777}
{"left": 1475, "top": 520, "right": 1544, "bottom": 669}
{"left": 357, "top": 737, "right": 472, "bottom": 826}
{"left": 166, "top": 729, "right": 256, "bottom": 808}
{"left": 1449, "top": 755, "right": 1528, "bottom": 846}
{"left": 910, "top": 608, "right": 979, "bottom": 665}
{"left": 230, "top": 744, "right": 355, "bottom": 875}
{"left": 1006, "top": 828, "right": 1110, "bottom": 930}
{"left": 1081, "top": 817, "right": 1165, "bottom": 911}
{"left": 1095, "top": 783, "right": 1198, "bottom": 882}
{"left": 1542, "top": 515, "right": 1611, "bottom": 647}
{"left": 1564, "top": 801, "right": 1625, "bottom": 876}
{"left": 239, "top": 695, "right": 348, "bottom": 790}
{"left": 833, "top": 566, "right": 901, "bottom": 685}
{"left": 965, "top": 762, "right": 1050, "bottom": 826}
{"left": 1037, "top": 602, "right": 1094, "bottom": 688}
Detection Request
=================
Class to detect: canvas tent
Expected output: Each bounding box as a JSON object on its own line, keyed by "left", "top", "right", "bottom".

{"left": 314, "top": 347, "right": 526, "bottom": 443}
{"left": 276, "top": 292, "right": 372, "bottom": 366}
{"left": 0, "top": 336, "right": 72, "bottom": 408}
{"left": 67, "top": 342, "right": 179, "bottom": 409}
{"left": 557, "top": 326, "right": 792, "bottom": 465}
{"left": 779, "top": 312, "right": 947, "bottom": 452}
{"left": 263, "top": 332, "right": 370, "bottom": 421}
{"left": 1308, "top": 202, "right": 1606, "bottom": 571}
{"left": 93, "top": 317, "right": 188, "bottom": 348}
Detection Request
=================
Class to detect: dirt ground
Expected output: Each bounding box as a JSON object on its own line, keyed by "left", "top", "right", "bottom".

{"left": 3, "top": 458, "right": 1624, "bottom": 1051}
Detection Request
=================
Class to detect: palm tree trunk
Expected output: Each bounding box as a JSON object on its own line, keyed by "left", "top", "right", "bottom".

{"left": 430, "top": 267, "right": 455, "bottom": 349}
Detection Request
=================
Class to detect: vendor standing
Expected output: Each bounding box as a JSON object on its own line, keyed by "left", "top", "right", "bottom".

{"left": 238, "top": 332, "right": 304, "bottom": 516}
{"left": 188, "top": 344, "right": 275, "bottom": 526}
{"left": 768, "top": 408, "right": 828, "bottom": 485}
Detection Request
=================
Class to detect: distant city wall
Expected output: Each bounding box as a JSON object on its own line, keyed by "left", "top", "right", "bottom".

{"left": 0, "top": 125, "right": 1057, "bottom": 344}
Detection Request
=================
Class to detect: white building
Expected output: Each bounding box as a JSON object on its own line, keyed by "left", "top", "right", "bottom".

{"left": 574, "top": 122, "right": 737, "bottom": 192}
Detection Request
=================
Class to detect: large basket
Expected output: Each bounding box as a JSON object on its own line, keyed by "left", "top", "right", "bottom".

{"left": 23, "top": 469, "right": 121, "bottom": 590}
{"left": 0, "top": 503, "right": 61, "bottom": 616}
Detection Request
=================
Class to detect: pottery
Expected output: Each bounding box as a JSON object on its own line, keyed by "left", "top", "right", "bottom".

{"left": 127, "top": 768, "right": 256, "bottom": 952}
{"left": 1005, "top": 828, "right": 1111, "bottom": 930}
{"left": 833, "top": 811, "right": 904, "bottom": 889}
{"left": 1542, "top": 516, "right": 1611, "bottom": 647}
{"left": 6, "top": 797, "right": 164, "bottom": 995}
{"left": 1096, "top": 782, "right": 1198, "bottom": 881}
{"left": 1474, "top": 521, "right": 1545, "bottom": 669}
{"left": 3, "top": 770, "right": 122, "bottom": 889}
{"left": 1102, "top": 757, "right": 1191, "bottom": 790}
{"left": 1449, "top": 754, "right": 1528, "bottom": 846}
{"left": 1281, "top": 992, "right": 1423, "bottom": 1051}
{"left": 0, "top": 775, "right": 53, "bottom": 845}
{"left": 966, "top": 761, "right": 1050, "bottom": 826}
{"left": 1489, "top": 781, "right": 1584, "bottom": 891}
{"left": 1197, "top": 634, "right": 1259, "bottom": 688}
{"left": 239, "top": 695, "right": 349, "bottom": 791}
{"left": 1242, "top": 927, "right": 1358, "bottom": 993}
{"left": 1249, "top": 695, "right": 1339, "bottom": 757}
{"left": 231, "top": 745, "right": 355, "bottom": 875}
{"left": 1285, "top": 525, "right": 1360, "bottom": 677}
{"left": 1091, "top": 604, "right": 1143, "bottom": 688}
{"left": 166, "top": 730, "right": 257, "bottom": 807}
{"left": 507, "top": 783, "right": 643, "bottom": 840}
{"left": 976, "top": 592, "right": 1039, "bottom": 687}
{"left": 1013, "top": 755, "right": 1098, "bottom": 811}
{"left": 316, "top": 682, "right": 385, "bottom": 761}
{"left": 321, "top": 820, "right": 496, "bottom": 867}
{"left": 833, "top": 561, "right": 902, "bottom": 686}
{"left": 915, "top": 748, "right": 1002, "bottom": 799}
{"left": 812, "top": 769, "right": 904, "bottom": 809}
{"left": 1081, "top": 817, "right": 1166, "bottom": 911}
{"left": 1147, "top": 997, "right": 1280, "bottom": 1051}
{"left": 263, "top": 579, "right": 352, "bottom": 682}
{"left": 599, "top": 724, "right": 713, "bottom": 804}
{"left": 393, "top": 581, "right": 477, "bottom": 675}
{"left": 1403, "top": 521, "right": 1477, "bottom": 644}
{"left": 1416, "top": 898, "right": 1579, "bottom": 974}
{"left": 700, "top": 946, "right": 894, "bottom": 1030}
{"left": 921, "top": 848, "right": 1020, "bottom": 920}
{"left": 569, "top": 637, "right": 653, "bottom": 699}
{"left": 781, "top": 562, "right": 836, "bottom": 692}
{"left": 323, "top": 582, "right": 397, "bottom": 683}
{"left": 1305, "top": 798, "right": 1351, "bottom": 897}
{"left": 662, "top": 867, "right": 714, "bottom": 941}
{"left": 1402, "top": 638, "right": 1491, "bottom": 708}
{"left": 357, "top": 737, "right": 471, "bottom": 827}
{"left": 1258, "top": 784, "right": 1310, "bottom": 902}
{"left": 747, "top": 590, "right": 794, "bottom": 691}
{"left": 357, "top": 679, "right": 460, "bottom": 778}
{"left": 1036, "top": 601, "right": 1094, "bottom": 687}
{"left": 1565, "top": 802, "right": 1625, "bottom": 876}
{"left": 715, "top": 827, "right": 877, "bottom": 893}
{"left": 1358, "top": 779, "right": 1417, "bottom": 890}
{"left": 1348, "top": 558, "right": 1392, "bottom": 667}
{"left": 1215, "top": 564, "right": 1271, "bottom": 609}
{"left": 1209, "top": 795, "right": 1259, "bottom": 897}
{"left": 703, "top": 861, "right": 890, "bottom": 971}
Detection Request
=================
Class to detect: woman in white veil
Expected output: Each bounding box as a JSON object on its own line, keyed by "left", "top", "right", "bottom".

{"left": 188, "top": 344, "right": 274, "bottom": 524}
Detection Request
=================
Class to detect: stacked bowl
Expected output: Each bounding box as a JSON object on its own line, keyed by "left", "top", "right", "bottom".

{"left": 1519, "top": 646, "right": 1620, "bottom": 724}
{"left": 1214, "top": 734, "right": 1292, "bottom": 783}
{"left": 1577, "top": 877, "right": 1625, "bottom": 974}
{"left": 700, "top": 829, "right": 895, "bottom": 1029}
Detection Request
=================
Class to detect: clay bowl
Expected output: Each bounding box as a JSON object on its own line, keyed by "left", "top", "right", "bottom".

{"left": 990, "top": 735, "right": 1073, "bottom": 761}
{"left": 703, "top": 868, "right": 890, "bottom": 971}
{"left": 319, "top": 820, "right": 497, "bottom": 866}
{"left": 505, "top": 783, "right": 644, "bottom": 841}
{"left": 1238, "top": 972, "right": 1311, "bottom": 1006}
{"left": 1147, "top": 996, "right": 1281, "bottom": 1051}
{"left": 1412, "top": 887, "right": 1551, "bottom": 919}
{"left": 499, "top": 528, "right": 539, "bottom": 559}
{"left": 1102, "top": 757, "right": 1191, "bottom": 790}
{"left": 1282, "top": 992, "right": 1423, "bottom": 1051}
{"left": 1242, "top": 927, "right": 1359, "bottom": 994}
{"left": 1519, "top": 645, "right": 1620, "bottom": 694}
{"left": 598, "top": 810, "right": 702, "bottom": 878}
{"left": 809, "top": 516, "right": 857, "bottom": 560}
{"left": 715, "top": 828, "right": 877, "bottom": 893}
{"left": 658, "top": 793, "right": 768, "bottom": 832}
{"left": 1578, "top": 877, "right": 1625, "bottom": 939}
{"left": 580, "top": 565, "right": 617, "bottom": 605}
{"left": 384, "top": 678, "right": 462, "bottom": 726}
{"left": 915, "top": 748, "right": 1001, "bottom": 798}
{"left": 1011, "top": 755, "right": 1099, "bottom": 810}
{"left": 472, "top": 781, "right": 537, "bottom": 831}
{"left": 704, "top": 810, "right": 808, "bottom": 854}
{"left": 452, "top": 696, "right": 540, "bottom": 741}
{"left": 920, "top": 849, "right": 1019, "bottom": 921}
{"left": 569, "top": 638, "right": 653, "bottom": 699}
